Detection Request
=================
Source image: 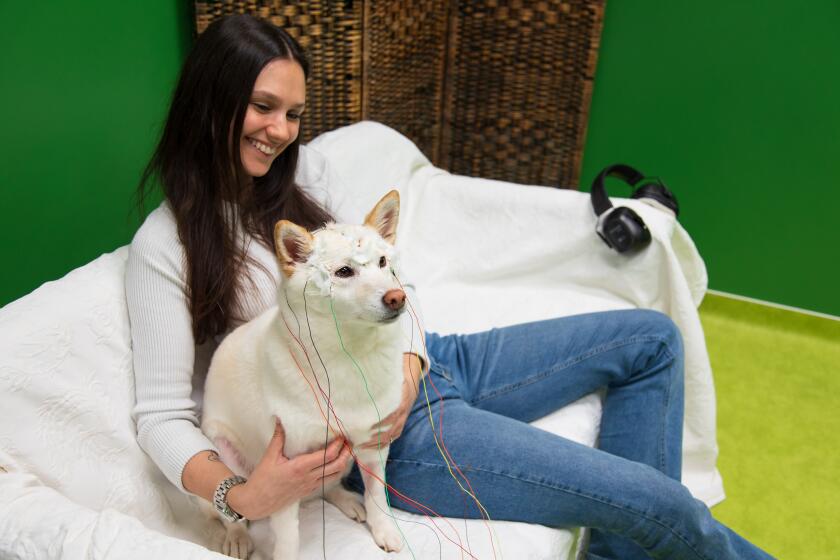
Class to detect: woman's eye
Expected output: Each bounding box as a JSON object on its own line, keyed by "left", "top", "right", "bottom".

{"left": 334, "top": 266, "right": 354, "bottom": 278}
{"left": 252, "top": 102, "right": 271, "bottom": 113}
{"left": 288, "top": 112, "right": 302, "bottom": 121}
{"left": 379, "top": 256, "right": 387, "bottom": 268}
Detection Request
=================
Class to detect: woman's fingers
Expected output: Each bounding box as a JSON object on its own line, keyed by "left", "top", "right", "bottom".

{"left": 266, "top": 417, "right": 288, "bottom": 463}
{"left": 371, "top": 411, "right": 397, "bottom": 430}
{"left": 296, "top": 437, "right": 347, "bottom": 471}
{"left": 360, "top": 430, "right": 398, "bottom": 449}
{"left": 315, "top": 445, "right": 352, "bottom": 479}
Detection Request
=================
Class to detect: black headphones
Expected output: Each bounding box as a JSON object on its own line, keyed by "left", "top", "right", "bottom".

{"left": 590, "top": 164, "right": 680, "bottom": 253}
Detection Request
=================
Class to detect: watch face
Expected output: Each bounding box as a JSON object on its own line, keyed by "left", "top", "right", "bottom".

{"left": 221, "top": 505, "right": 242, "bottom": 523}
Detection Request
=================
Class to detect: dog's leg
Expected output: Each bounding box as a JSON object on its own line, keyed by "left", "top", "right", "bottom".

{"left": 196, "top": 492, "right": 254, "bottom": 559}
{"left": 220, "top": 520, "right": 253, "bottom": 559}
{"left": 355, "top": 447, "right": 404, "bottom": 553}
{"left": 197, "top": 496, "right": 228, "bottom": 552}
{"left": 269, "top": 501, "right": 301, "bottom": 560}
{"left": 323, "top": 484, "right": 366, "bottom": 522}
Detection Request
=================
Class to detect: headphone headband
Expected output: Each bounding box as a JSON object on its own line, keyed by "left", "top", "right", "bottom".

{"left": 590, "top": 163, "right": 646, "bottom": 216}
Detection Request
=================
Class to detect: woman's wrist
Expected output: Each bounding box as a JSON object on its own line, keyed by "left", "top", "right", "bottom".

{"left": 403, "top": 352, "right": 426, "bottom": 380}
{"left": 182, "top": 450, "right": 237, "bottom": 503}
{"left": 225, "top": 481, "right": 252, "bottom": 519}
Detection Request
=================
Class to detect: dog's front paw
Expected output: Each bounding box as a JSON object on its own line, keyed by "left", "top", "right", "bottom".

{"left": 324, "top": 486, "right": 367, "bottom": 523}
{"left": 370, "top": 522, "right": 404, "bottom": 553}
{"left": 335, "top": 495, "right": 367, "bottom": 523}
{"left": 222, "top": 523, "right": 253, "bottom": 559}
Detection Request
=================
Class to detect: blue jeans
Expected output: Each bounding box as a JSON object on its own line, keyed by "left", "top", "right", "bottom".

{"left": 346, "top": 309, "right": 773, "bottom": 559}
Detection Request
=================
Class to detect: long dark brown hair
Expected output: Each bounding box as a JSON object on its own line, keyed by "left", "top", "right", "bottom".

{"left": 137, "top": 15, "right": 332, "bottom": 344}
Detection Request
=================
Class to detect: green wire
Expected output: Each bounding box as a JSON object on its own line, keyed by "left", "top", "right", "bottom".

{"left": 419, "top": 374, "right": 503, "bottom": 560}
{"left": 328, "top": 297, "right": 417, "bottom": 560}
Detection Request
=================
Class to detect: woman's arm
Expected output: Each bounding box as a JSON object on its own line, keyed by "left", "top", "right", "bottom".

{"left": 360, "top": 352, "right": 425, "bottom": 449}
{"left": 126, "top": 207, "right": 219, "bottom": 492}
{"left": 127, "top": 207, "right": 352, "bottom": 519}
{"left": 182, "top": 422, "right": 351, "bottom": 520}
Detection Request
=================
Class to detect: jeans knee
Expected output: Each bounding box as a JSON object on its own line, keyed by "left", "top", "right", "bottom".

{"left": 635, "top": 309, "right": 684, "bottom": 361}
{"left": 649, "top": 486, "right": 714, "bottom": 556}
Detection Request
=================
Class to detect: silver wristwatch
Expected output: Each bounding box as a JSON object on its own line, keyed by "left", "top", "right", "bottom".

{"left": 213, "top": 475, "right": 247, "bottom": 523}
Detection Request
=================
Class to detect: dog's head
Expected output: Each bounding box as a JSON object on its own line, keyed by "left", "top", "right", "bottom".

{"left": 274, "top": 190, "right": 406, "bottom": 325}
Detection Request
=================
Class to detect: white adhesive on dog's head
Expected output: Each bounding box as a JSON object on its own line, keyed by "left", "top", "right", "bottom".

{"left": 305, "top": 225, "right": 399, "bottom": 296}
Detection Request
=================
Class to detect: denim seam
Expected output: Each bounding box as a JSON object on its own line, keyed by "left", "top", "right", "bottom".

{"left": 469, "top": 335, "right": 674, "bottom": 406}
{"left": 659, "top": 374, "right": 670, "bottom": 473}
{"left": 641, "top": 346, "right": 677, "bottom": 474}
{"left": 387, "top": 458, "right": 709, "bottom": 560}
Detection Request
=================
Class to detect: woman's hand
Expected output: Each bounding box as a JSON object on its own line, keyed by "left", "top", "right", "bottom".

{"left": 361, "top": 353, "right": 424, "bottom": 449}
{"left": 226, "top": 418, "right": 352, "bottom": 520}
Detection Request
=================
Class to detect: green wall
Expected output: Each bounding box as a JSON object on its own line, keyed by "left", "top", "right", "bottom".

{"left": 0, "top": 2, "right": 190, "bottom": 306}
{"left": 581, "top": 1, "right": 840, "bottom": 317}
{"left": 2, "top": 2, "right": 839, "bottom": 317}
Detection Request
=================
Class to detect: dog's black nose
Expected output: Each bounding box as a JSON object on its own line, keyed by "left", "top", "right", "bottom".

{"left": 383, "top": 289, "right": 406, "bottom": 311}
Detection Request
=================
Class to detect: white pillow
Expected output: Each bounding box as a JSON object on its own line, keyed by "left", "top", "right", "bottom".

{"left": 0, "top": 247, "right": 214, "bottom": 546}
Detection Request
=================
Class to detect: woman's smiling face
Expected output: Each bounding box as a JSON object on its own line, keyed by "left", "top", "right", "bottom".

{"left": 240, "top": 58, "right": 306, "bottom": 178}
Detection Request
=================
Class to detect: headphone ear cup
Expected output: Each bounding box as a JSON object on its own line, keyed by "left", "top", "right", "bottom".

{"left": 631, "top": 182, "right": 680, "bottom": 217}
{"left": 596, "top": 207, "right": 651, "bottom": 253}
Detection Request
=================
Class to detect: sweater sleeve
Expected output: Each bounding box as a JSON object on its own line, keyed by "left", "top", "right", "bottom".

{"left": 125, "top": 206, "right": 218, "bottom": 492}
{"left": 298, "top": 145, "right": 429, "bottom": 369}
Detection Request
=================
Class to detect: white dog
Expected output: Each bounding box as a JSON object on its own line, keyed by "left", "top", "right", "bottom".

{"left": 202, "top": 190, "right": 408, "bottom": 559}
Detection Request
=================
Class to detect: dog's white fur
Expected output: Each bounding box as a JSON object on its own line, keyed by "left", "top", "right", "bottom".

{"left": 202, "top": 191, "right": 407, "bottom": 559}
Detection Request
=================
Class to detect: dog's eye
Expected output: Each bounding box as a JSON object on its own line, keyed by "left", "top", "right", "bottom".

{"left": 334, "top": 266, "right": 355, "bottom": 278}
{"left": 379, "top": 256, "right": 387, "bottom": 268}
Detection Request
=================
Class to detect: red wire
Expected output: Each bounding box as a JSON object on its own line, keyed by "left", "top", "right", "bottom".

{"left": 278, "top": 307, "right": 478, "bottom": 559}
{"left": 398, "top": 282, "right": 500, "bottom": 560}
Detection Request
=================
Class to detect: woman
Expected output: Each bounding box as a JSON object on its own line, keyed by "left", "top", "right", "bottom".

{"left": 127, "top": 14, "right": 773, "bottom": 559}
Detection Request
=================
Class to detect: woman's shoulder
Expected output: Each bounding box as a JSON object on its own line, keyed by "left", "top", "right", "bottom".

{"left": 128, "top": 202, "right": 185, "bottom": 272}
{"left": 130, "top": 201, "right": 177, "bottom": 242}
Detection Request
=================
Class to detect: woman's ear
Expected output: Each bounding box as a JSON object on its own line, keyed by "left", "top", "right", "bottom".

{"left": 364, "top": 190, "right": 400, "bottom": 245}
{"left": 274, "top": 220, "right": 313, "bottom": 276}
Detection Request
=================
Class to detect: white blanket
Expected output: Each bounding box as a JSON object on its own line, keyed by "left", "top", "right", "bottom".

{"left": 310, "top": 122, "right": 723, "bottom": 506}
{"left": 0, "top": 122, "right": 722, "bottom": 560}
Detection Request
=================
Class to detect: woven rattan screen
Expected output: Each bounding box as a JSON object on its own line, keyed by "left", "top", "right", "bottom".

{"left": 195, "top": 1, "right": 605, "bottom": 188}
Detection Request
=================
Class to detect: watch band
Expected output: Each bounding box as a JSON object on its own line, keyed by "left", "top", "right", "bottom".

{"left": 213, "top": 475, "right": 247, "bottom": 523}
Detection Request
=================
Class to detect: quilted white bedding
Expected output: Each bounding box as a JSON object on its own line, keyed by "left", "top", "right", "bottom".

{"left": 0, "top": 122, "right": 722, "bottom": 560}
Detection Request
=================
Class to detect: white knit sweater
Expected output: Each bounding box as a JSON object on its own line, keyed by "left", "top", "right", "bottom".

{"left": 125, "top": 145, "right": 423, "bottom": 492}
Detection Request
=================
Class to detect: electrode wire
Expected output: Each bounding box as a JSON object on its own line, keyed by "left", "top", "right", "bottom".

{"left": 302, "top": 281, "right": 332, "bottom": 560}
{"left": 415, "top": 346, "right": 500, "bottom": 560}
{"left": 279, "top": 333, "right": 478, "bottom": 559}
{"left": 397, "top": 277, "right": 502, "bottom": 560}
{"left": 279, "top": 284, "right": 478, "bottom": 558}
{"left": 400, "top": 285, "right": 473, "bottom": 559}
{"left": 327, "top": 296, "right": 418, "bottom": 560}
{"left": 301, "top": 284, "right": 441, "bottom": 560}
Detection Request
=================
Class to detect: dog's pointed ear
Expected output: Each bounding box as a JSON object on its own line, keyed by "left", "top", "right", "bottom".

{"left": 364, "top": 190, "right": 400, "bottom": 245}
{"left": 274, "top": 220, "right": 314, "bottom": 277}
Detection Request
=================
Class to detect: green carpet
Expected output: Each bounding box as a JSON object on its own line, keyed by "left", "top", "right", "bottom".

{"left": 700, "top": 293, "right": 840, "bottom": 559}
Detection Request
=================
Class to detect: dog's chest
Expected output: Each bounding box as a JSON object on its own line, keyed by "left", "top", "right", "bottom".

{"left": 265, "top": 349, "right": 403, "bottom": 455}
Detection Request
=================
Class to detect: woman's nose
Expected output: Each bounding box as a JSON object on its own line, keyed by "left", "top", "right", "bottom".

{"left": 266, "top": 117, "right": 291, "bottom": 144}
